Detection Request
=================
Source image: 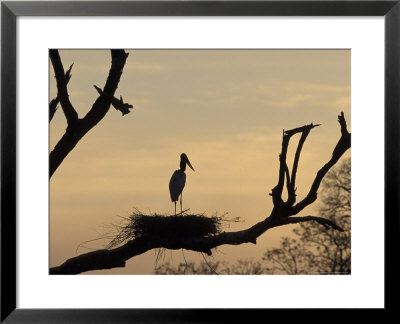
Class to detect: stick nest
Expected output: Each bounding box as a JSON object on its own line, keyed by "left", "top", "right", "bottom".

{"left": 107, "top": 209, "right": 238, "bottom": 249}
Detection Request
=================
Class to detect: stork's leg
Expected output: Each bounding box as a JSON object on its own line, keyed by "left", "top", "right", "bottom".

{"left": 174, "top": 201, "right": 176, "bottom": 216}
{"left": 180, "top": 193, "right": 183, "bottom": 215}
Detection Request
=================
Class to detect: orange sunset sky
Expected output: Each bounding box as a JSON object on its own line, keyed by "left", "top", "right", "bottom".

{"left": 50, "top": 49, "right": 351, "bottom": 274}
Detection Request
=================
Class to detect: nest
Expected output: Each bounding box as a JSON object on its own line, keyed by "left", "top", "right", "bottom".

{"left": 107, "top": 209, "right": 237, "bottom": 249}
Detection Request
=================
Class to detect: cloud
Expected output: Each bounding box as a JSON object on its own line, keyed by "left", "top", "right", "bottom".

{"left": 178, "top": 97, "right": 199, "bottom": 104}
{"left": 125, "top": 63, "right": 166, "bottom": 72}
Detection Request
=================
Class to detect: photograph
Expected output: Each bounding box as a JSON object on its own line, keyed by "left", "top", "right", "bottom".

{"left": 3, "top": 0, "right": 398, "bottom": 319}
{"left": 49, "top": 49, "right": 351, "bottom": 275}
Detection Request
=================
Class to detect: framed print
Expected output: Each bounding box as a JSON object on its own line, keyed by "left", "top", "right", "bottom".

{"left": 1, "top": 0, "right": 399, "bottom": 322}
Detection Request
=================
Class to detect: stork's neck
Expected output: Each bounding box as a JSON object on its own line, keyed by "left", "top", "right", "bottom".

{"left": 180, "top": 159, "right": 186, "bottom": 171}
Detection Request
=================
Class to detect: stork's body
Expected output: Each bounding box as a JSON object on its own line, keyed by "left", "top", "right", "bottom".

{"left": 169, "top": 153, "right": 194, "bottom": 215}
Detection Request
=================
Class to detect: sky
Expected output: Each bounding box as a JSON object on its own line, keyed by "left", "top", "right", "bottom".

{"left": 49, "top": 49, "right": 350, "bottom": 274}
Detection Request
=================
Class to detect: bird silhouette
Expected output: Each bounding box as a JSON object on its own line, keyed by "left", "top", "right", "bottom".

{"left": 169, "top": 153, "right": 195, "bottom": 215}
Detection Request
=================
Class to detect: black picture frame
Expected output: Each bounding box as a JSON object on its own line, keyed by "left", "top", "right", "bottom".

{"left": 1, "top": 0, "right": 399, "bottom": 322}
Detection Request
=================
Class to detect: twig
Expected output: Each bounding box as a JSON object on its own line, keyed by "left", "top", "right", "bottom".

{"left": 49, "top": 50, "right": 78, "bottom": 124}
{"left": 201, "top": 253, "right": 219, "bottom": 275}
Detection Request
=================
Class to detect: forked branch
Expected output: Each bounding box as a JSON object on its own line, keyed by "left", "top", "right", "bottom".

{"left": 49, "top": 50, "right": 78, "bottom": 124}
{"left": 49, "top": 50, "right": 133, "bottom": 178}
{"left": 49, "top": 63, "right": 73, "bottom": 121}
{"left": 290, "top": 112, "right": 351, "bottom": 215}
{"left": 94, "top": 85, "right": 133, "bottom": 116}
{"left": 270, "top": 123, "right": 320, "bottom": 208}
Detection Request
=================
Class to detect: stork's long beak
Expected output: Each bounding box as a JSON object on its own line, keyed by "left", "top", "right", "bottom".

{"left": 186, "top": 157, "right": 195, "bottom": 171}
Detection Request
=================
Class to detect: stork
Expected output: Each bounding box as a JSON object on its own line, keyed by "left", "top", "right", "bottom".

{"left": 169, "top": 153, "right": 195, "bottom": 215}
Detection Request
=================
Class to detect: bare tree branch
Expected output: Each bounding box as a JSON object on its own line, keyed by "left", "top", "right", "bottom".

{"left": 94, "top": 85, "right": 133, "bottom": 116}
{"left": 50, "top": 213, "right": 343, "bottom": 275}
{"left": 270, "top": 123, "right": 320, "bottom": 208}
{"left": 290, "top": 112, "right": 351, "bottom": 215}
{"left": 287, "top": 216, "right": 344, "bottom": 231}
{"left": 49, "top": 50, "right": 78, "bottom": 124}
{"left": 49, "top": 63, "right": 73, "bottom": 122}
{"left": 82, "top": 50, "right": 131, "bottom": 127}
{"left": 288, "top": 127, "right": 313, "bottom": 204}
{"left": 49, "top": 98, "right": 58, "bottom": 121}
{"left": 49, "top": 64, "right": 73, "bottom": 121}
{"left": 49, "top": 50, "right": 132, "bottom": 178}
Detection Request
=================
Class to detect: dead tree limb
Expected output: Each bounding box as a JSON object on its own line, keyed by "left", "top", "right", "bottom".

{"left": 50, "top": 214, "right": 343, "bottom": 275}
{"left": 290, "top": 112, "right": 351, "bottom": 215}
{"left": 49, "top": 51, "right": 78, "bottom": 125}
{"left": 49, "top": 62, "right": 73, "bottom": 122}
{"left": 94, "top": 85, "right": 133, "bottom": 116}
{"left": 50, "top": 113, "right": 350, "bottom": 274}
{"left": 49, "top": 49, "right": 133, "bottom": 177}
